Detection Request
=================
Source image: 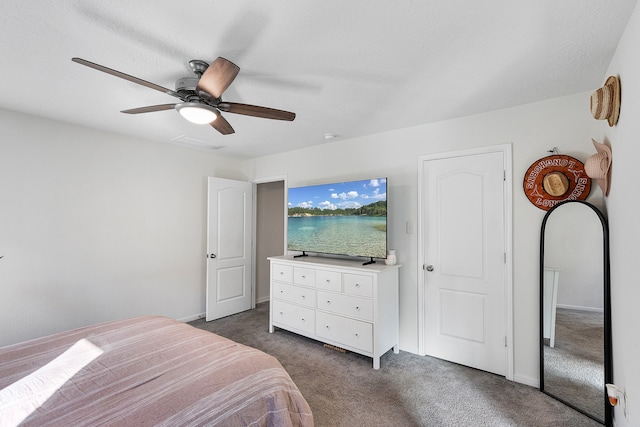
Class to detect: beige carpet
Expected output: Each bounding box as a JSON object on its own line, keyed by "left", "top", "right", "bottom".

{"left": 190, "top": 303, "right": 601, "bottom": 427}
{"left": 543, "top": 308, "right": 605, "bottom": 422}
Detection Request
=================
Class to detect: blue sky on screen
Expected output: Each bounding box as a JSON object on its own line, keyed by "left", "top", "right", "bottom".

{"left": 288, "top": 178, "right": 386, "bottom": 210}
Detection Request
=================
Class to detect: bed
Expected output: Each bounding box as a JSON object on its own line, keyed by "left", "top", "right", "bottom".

{"left": 0, "top": 316, "right": 313, "bottom": 426}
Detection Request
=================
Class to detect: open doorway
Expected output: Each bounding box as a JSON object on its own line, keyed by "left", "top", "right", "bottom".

{"left": 255, "top": 180, "right": 285, "bottom": 303}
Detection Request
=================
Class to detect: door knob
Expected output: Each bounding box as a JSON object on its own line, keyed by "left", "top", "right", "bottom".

{"left": 426, "top": 265, "right": 434, "bottom": 272}
{"left": 208, "top": 253, "right": 217, "bottom": 259}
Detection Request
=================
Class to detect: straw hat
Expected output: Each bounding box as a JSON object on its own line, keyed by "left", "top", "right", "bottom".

{"left": 584, "top": 139, "right": 612, "bottom": 196}
{"left": 542, "top": 171, "right": 569, "bottom": 197}
{"left": 590, "top": 76, "right": 620, "bottom": 126}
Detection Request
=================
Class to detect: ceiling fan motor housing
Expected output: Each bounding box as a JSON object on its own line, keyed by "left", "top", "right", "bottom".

{"left": 175, "top": 77, "right": 199, "bottom": 92}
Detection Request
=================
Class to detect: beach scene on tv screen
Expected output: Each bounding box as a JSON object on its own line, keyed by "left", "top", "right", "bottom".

{"left": 288, "top": 178, "right": 387, "bottom": 258}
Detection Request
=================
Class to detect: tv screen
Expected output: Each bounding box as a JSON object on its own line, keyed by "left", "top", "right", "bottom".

{"left": 287, "top": 178, "right": 387, "bottom": 260}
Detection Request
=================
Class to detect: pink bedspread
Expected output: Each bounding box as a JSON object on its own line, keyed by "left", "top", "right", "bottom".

{"left": 0, "top": 316, "right": 313, "bottom": 426}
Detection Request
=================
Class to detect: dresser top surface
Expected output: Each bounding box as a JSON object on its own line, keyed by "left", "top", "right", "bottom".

{"left": 268, "top": 255, "right": 401, "bottom": 273}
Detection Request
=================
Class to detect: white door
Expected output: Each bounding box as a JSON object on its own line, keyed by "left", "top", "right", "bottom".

{"left": 206, "top": 177, "right": 254, "bottom": 321}
{"left": 421, "top": 150, "right": 507, "bottom": 375}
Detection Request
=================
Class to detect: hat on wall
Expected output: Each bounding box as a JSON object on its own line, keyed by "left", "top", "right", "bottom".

{"left": 542, "top": 171, "right": 570, "bottom": 197}
{"left": 590, "top": 76, "right": 620, "bottom": 127}
{"left": 584, "top": 139, "right": 612, "bottom": 196}
{"left": 523, "top": 154, "right": 591, "bottom": 210}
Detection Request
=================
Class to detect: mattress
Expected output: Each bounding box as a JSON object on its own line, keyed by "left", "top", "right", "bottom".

{"left": 0, "top": 316, "right": 313, "bottom": 426}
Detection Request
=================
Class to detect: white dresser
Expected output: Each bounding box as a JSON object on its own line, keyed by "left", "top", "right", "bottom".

{"left": 542, "top": 267, "right": 560, "bottom": 348}
{"left": 268, "top": 255, "right": 401, "bottom": 369}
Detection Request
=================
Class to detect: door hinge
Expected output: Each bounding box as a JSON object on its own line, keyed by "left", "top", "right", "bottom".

{"left": 504, "top": 336, "right": 508, "bottom": 347}
{"left": 504, "top": 253, "right": 506, "bottom": 263}
{"left": 503, "top": 170, "right": 506, "bottom": 181}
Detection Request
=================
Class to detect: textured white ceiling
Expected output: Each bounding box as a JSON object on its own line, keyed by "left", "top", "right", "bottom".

{"left": 0, "top": 1, "right": 637, "bottom": 159}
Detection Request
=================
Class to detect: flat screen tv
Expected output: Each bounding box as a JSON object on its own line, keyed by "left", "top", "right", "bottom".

{"left": 287, "top": 177, "right": 387, "bottom": 264}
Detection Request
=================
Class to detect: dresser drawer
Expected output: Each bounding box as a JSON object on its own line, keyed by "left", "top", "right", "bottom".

{"left": 272, "top": 300, "right": 315, "bottom": 334}
{"left": 317, "top": 290, "right": 373, "bottom": 322}
{"left": 272, "top": 282, "right": 315, "bottom": 308}
{"left": 315, "top": 270, "right": 342, "bottom": 292}
{"left": 294, "top": 267, "right": 316, "bottom": 287}
{"left": 316, "top": 311, "right": 373, "bottom": 353}
{"left": 272, "top": 263, "right": 293, "bottom": 283}
{"left": 343, "top": 274, "right": 373, "bottom": 297}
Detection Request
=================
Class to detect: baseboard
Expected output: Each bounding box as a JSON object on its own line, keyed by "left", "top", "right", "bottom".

{"left": 178, "top": 301, "right": 268, "bottom": 323}
{"left": 178, "top": 313, "right": 205, "bottom": 323}
{"left": 513, "top": 374, "right": 539, "bottom": 388}
{"left": 556, "top": 304, "right": 603, "bottom": 313}
{"left": 256, "top": 296, "right": 270, "bottom": 304}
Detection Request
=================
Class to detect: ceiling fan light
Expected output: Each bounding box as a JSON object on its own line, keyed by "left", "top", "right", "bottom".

{"left": 175, "top": 103, "right": 218, "bottom": 124}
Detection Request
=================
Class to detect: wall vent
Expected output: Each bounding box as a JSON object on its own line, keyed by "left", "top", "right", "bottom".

{"left": 171, "top": 135, "right": 226, "bottom": 150}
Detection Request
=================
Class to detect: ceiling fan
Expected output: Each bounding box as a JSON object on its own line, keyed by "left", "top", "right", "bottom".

{"left": 71, "top": 56, "right": 296, "bottom": 135}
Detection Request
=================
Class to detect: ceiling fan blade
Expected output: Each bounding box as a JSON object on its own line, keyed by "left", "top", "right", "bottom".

{"left": 121, "top": 104, "right": 176, "bottom": 114}
{"left": 196, "top": 57, "right": 240, "bottom": 100}
{"left": 218, "top": 102, "right": 296, "bottom": 121}
{"left": 72, "top": 58, "right": 182, "bottom": 99}
{"left": 210, "top": 114, "right": 235, "bottom": 135}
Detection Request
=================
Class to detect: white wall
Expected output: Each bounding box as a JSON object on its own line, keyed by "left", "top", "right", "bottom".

{"left": 598, "top": 2, "right": 640, "bottom": 425}
{"left": 244, "top": 91, "right": 601, "bottom": 385}
{"left": 0, "top": 108, "right": 245, "bottom": 346}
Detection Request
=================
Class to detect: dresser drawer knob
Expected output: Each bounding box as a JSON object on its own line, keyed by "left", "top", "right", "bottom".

{"left": 354, "top": 333, "right": 359, "bottom": 338}
{"left": 301, "top": 318, "right": 305, "bottom": 322}
{"left": 355, "top": 283, "right": 360, "bottom": 288}
{"left": 355, "top": 306, "right": 360, "bottom": 310}
{"left": 302, "top": 275, "right": 306, "bottom": 279}
{"left": 279, "top": 311, "right": 283, "bottom": 315}
{"left": 326, "top": 300, "right": 331, "bottom": 304}
{"left": 326, "top": 279, "right": 331, "bottom": 283}
{"left": 325, "top": 325, "right": 330, "bottom": 329}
